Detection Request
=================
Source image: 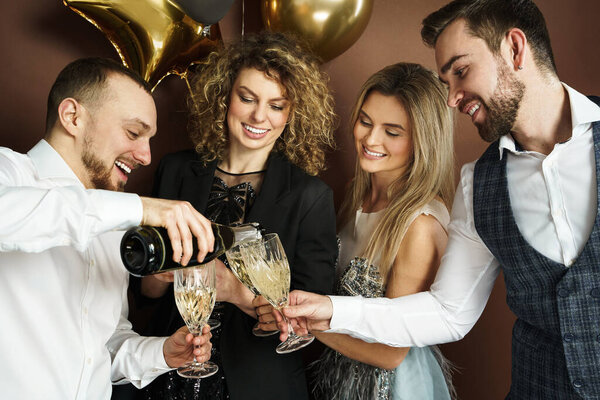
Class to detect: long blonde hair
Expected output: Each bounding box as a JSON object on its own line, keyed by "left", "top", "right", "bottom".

{"left": 338, "top": 63, "right": 455, "bottom": 282}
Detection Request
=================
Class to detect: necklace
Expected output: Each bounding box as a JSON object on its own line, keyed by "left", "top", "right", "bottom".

{"left": 216, "top": 166, "right": 266, "bottom": 176}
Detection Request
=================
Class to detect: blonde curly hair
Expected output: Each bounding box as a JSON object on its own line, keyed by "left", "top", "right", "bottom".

{"left": 187, "top": 31, "right": 336, "bottom": 176}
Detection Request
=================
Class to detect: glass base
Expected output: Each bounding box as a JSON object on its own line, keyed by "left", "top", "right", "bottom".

{"left": 252, "top": 322, "right": 279, "bottom": 337}
{"left": 177, "top": 360, "right": 219, "bottom": 379}
{"left": 276, "top": 334, "right": 315, "bottom": 354}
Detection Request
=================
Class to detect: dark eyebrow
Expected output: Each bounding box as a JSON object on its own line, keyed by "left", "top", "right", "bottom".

{"left": 238, "top": 85, "right": 287, "bottom": 102}
{"left": 360, "top": 110, "right": 406, "bottom": 131}
{"left": 440, "top": 54, "right": 468, "bottom": 75}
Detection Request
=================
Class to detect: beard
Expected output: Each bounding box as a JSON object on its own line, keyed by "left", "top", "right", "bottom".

{"left": 81, "top": 134, "right": 124, "bottom": 191}
{"left": 475, "top": 61, "right": 525, "bottom": 142}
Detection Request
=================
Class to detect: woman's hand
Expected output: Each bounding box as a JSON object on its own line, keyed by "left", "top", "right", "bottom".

{"left": 215, "top": 259, "right": 256, "bottom": 317}
{"left": 140, "top": 273, "right": 173, "bottom": 298}
{"left": 215, "top": 259, "right": 241, "bottom": 303}
{"left": 253, "top": 295, "right": 278, "bottom": 332}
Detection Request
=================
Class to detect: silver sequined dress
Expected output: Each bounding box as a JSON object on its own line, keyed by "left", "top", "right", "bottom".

{"left": 311, "top": 200, "right": 453, "bottom": 400}
{"left": 312, "top": 257, "right": 395, "bottom": 399}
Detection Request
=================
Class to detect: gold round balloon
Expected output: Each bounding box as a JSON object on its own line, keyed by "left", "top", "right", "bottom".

{"left": 261, "top": 0, "right": 373, "bottom": 62}
{"left": 64, "top": 0, "right": 222, "bottom": 90}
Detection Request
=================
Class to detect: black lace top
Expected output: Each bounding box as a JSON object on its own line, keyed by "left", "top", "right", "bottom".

{"left": 139, "top": 169, "right": 263, "bottom": 400}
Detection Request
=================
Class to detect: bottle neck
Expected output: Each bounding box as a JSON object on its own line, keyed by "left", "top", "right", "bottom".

{"left": 230, "top": 222, "right": 262, "bottom": 244}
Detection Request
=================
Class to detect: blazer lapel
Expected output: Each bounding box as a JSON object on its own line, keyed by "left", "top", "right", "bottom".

{"left": 247, "top": 152, "right": 291, "bottom": 222}
{"left": 180, "top": 158, "right": 217, "bottom": 214}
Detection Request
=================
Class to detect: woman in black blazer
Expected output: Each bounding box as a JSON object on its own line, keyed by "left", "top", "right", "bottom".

{"left": 134, "top": 31, "right": 338, "bottom": 400}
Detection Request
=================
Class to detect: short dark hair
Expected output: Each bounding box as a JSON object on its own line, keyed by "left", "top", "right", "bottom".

{"left": 421, "top": 0, "right": 556, "bottom": 75}
{"left": 45, "top": 57, "right": 150, "bottom": 132}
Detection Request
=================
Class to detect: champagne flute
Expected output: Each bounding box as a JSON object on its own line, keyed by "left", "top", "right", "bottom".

{"left": 240, "top": 233, "right": 315, "bottom": 354}
{"left": 173, "top": 260, "right": 219, "bottom": 378}
{"left": 225, "top": 242, "right": 279, "bottom": 337}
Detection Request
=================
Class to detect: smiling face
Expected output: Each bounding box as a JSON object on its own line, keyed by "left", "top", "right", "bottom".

{"left": 354, "top": 91, "right": 413, "bottom": 181}
{"left": 226, "top": 68, "right": 291, "bottom": 161}
{"left": 435, "top": 19, "right": 525, "bottom": 142}
{"left": 78, "top": 73, "right": 157, "bottom": 191}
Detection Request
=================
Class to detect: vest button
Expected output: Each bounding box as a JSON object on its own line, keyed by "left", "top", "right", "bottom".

{"left": 590, "top": 288, "right": 600, "bottom": 298}
{"left": 563, "top": 333, "right": 575, "bottom": 342}
{"left": 557, "top": 288, "right": 569, "bottom": 297}
{"left": 573, "top": 379, "right": 583, "bottom": 388}
{"left": 597, "top": 334, "right": 600, "bottom": 343}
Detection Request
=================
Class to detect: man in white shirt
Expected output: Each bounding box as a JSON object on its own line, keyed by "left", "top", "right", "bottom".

{"left": 271, "top": 0, "right": 600, "bottom": 398}
{"left": 0, "top": 58, "right": 214, "bottom": 399}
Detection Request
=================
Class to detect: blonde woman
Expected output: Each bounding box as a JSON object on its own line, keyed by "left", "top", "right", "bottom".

{"left": 133, "top": 32, "right": 338, "bottom": 400}
{"left": 311, "top": 63, "right": 455, "bottom": 399}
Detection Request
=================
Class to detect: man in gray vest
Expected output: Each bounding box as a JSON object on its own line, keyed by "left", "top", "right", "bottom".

{"left": 269, "top": 1, "right": 600, "bottom": 398}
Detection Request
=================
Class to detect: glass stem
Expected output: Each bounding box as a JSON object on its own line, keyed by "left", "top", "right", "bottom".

{"left": 192, "top": 333, "right": 200, "bottom": 364}
{"left": 280, "top": 309, "right": 299, "bottom": 339}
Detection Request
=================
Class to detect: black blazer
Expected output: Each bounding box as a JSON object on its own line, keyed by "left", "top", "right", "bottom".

{"left": 146, "top": 149, "right": 337, "bottom": 400}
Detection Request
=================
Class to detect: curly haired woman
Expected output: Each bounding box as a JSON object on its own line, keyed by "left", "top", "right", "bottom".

{"left": 133, "top": 31, "right": 338, "bottom": 400}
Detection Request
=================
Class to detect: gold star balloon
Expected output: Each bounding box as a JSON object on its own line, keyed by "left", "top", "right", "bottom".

{"left": 64, "top": 0, "right": 222, "bottom": 90}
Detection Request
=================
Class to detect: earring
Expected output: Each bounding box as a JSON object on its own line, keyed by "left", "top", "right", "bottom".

{"left": 517, "top": 65, "right": 523, "bottom": 70}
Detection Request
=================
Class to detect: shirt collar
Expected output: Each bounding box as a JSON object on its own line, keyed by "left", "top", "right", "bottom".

{"left": 28, "top": 139, "right": 83, "bottom": 185}
{"left": 497, "top": 82, "right": 600, "bottom": 159}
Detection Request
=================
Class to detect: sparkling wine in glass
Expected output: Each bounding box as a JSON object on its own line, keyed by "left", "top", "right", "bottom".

{"left": 173, "top": 260, "right": 219, "bottom": 378}
{"left": 225, "top": 242, "right": 279, "bottom": 337}
{"left": 240, "top": 233, "right": 314, "bottom": 353}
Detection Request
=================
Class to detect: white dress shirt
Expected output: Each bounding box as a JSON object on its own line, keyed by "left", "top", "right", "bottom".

{"left": 0, "top": 140, "right": 171, "bottom": 400}
{"left": 328, "top": 84, "right": 600, "bottom": 347}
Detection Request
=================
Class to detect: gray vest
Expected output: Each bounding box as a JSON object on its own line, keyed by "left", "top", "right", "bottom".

{"left": 473, "top": 101, "right": 600, "bottom": 400}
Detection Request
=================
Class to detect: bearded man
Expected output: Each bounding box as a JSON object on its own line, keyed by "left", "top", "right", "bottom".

{"left": 0, "top": 57, "right": 215, "bottom": 400}
{"left": 273, "top": 1, "right": 600, "bottom": 398}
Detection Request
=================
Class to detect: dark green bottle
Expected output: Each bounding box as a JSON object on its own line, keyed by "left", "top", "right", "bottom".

{"left": 120, "top": 222, "right": 261, "bottom": 276}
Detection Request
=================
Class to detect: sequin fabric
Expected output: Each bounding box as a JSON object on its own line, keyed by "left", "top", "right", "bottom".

{"left": 312, "top": 257, "right": 395, "bottom": 400}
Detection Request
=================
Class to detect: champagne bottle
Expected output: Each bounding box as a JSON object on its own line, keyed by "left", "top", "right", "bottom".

{"left": 120, "top": 222, "right": 262, "bottom": 276}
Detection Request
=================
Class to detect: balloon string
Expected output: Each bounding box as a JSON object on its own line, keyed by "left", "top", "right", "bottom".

{"left": 183, "top": 72, "right": 200, "bottom": 114}
{"left": 241, "top": 0, "right": 245, "bottom": 37}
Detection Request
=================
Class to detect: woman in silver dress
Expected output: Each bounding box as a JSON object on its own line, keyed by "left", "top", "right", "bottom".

{"left": 311, "top": 63, "right": 456, "bottom": 400}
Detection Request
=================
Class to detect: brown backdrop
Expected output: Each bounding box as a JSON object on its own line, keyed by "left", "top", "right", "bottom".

{"left": 1, "top": 1, "right": 599, "bottom": 399}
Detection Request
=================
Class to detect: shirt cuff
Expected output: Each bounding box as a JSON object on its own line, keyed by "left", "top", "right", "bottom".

{"left": 328, "top": 295, "right": 365, "bottom": 333}
{"left": 153, "top": 337, "right": 171, "bottom": 370}
{"left": 89, "top": 190, "right": 143, "bottom": 232}
{"left": 139, "top": 337, "right": 172, "bottom": 387}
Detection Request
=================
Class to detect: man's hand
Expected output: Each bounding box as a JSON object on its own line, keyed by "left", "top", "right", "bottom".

{"left": 274, "top": 290, "right": 334, "bottom": 342}
{"left": 253, "top": 295, "right": 278, "bottom": 332}
{"left": 163, "top": 325, "right": 212, "bottom": 368}
{"left": 140, "top": 197, "right": 214, "bottom": 266}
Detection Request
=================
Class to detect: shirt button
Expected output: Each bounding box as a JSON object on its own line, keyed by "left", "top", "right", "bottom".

{"left": 557, "top": 288, "right": 569, "bottom": 297}
{"left": 590, "top": 288, "right": 600, "bottom": 298}
{"left": 573, "top": 379, "right": 583, "bottom": 388}
{"left": 90, "top": 259, "right": 95, "bottom": 267}
{"left": 83, "top": 307, "right": 88, "bottom": 315}
{"left": 563, "top": 333, "right": 574, "bottom": 342}
{"left": 87, "top": 358, "right": 92, "bottom": 365}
